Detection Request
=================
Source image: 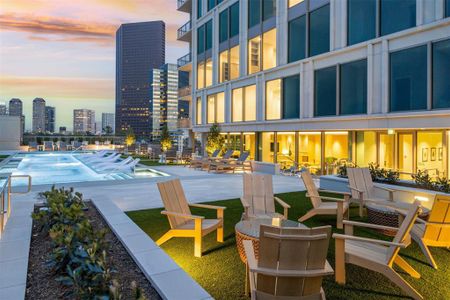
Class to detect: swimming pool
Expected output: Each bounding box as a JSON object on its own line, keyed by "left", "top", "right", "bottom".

{"left": 0, "top": 152, "right": 168, "bottom": 186}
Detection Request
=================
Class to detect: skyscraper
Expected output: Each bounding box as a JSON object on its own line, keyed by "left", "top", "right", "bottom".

{"left": 0, "top": 103, "right": 6, "bottom": 115}
{"left": 73, "top": 109, "right": 96, "bottom": 134}
{"left": 32, "top": 98, "right": 46, "bottom": 133}
{"left": 45, "top": 106, "right": 56, "bottom": 133}
{"left": 101, "top": 113, "right": 115, "bottom": 134}
{"left": 115, "top": 21, "right": 165, "bottom": 139}
{"left": 9, "top": 98, "right": 24, "bottom": 141}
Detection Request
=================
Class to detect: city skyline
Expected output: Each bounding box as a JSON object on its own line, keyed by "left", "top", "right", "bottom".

{"left": 0, "top": 0, "right": 188, "bottom": 130}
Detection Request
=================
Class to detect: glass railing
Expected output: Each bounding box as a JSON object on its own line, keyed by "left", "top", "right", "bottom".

{"left": 178, "top": 86, "right": 191, "bottom": 98}
{"left": 177, "top": 20, "right": 192, "bottom": 39}
{"left": 177, "top": 52, "right": 192, "bottom": 68}
{"left": 177, "top": 0, "right": 190, "bottom": 9}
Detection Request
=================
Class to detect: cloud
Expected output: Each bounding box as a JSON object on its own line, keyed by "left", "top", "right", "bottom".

{"left": 0, "top": 13, "right": 117, "bottom": 45}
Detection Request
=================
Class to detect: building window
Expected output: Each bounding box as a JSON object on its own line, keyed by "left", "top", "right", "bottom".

{"left": 197, "top": 0, "right": 203, "bottom": 19}
{"left": 417, "top": 131, "right": 445, "bottom": 178}
{"left": 219, "top": 45, "right": 240, "bottom": 83}
{"left": 207, "top": 0, "right": 215, "bottom": 11}
{"left": 340, "top": 59, "right": 367, "bottom": 115}
{"left": 265, "top": 79, "right": 282, "bottom": 120}
{"left": 261, "top": 132, "right": 275, "bottom": 163}
{"left": 196, "top": 97, "right": 202, "bottom": 125}
{"left": 219, "top": 9, "right": 229, "bottom": 43}
{"left": 347, "top": 0, "right": 376, "bottom": 45}
{"left": 390, "top": 45, "right": 427, "bottom": 112}
{"left": 219, "top": 2, "right": 239, "bottom": 43}
{"left": 324, "top": 132, "right": 349, "bottom": 173}
{"left": 248, "top": 0, "right": 275, "bottom": 28}
{"left": 289, "top": 0, "right": 304, "bottom": 8}
{"left": 288, "top": 15, "right": 306, "bottom": 63}
{"left": 248, "top": 29, "right": 277, "bottom": 74}
{"left": 197, "top": 25, "right": 205, "bottom": 54}
{"left": 298, "top": 132, "right": 321, "bottom": 174}
{"left": 309, "top": 4, "right": 330, "bottom": 57}
{"left": 432, "top": 39, "right": 450, "bottom": 109}
{"left": 205, "top": 58, "right": 213, "bottom": 87}
{"left": 314, "top": 66, "right": 337, "bottom": 116}
{"left": 379, "top": 133, "right": 395, "bottom": 169}
{"left": 197, "top": 62, "right": 205, "bottom": 89}
{"left": 232, "top": 85, "right": 256, "bottom": 122}
{"left": 381, "top": 0, "right": 415, "bottom": 36}
{"left": 205, "top": 20, "right": 213, "bottom": 51}
{"left": 244, "top": 133, "right": 256, "bottom": 160}
{"left": 283, "top": 75, "right": 300, "bottom": 119}
{"left": 229, "top": 45, "right": 240, "bottom": 80}
{"left": 229, "top": 2, "right": 239, "bottom": 38}
{"left": 355, "top": 131, "right": 377, "bottom": 167}
{"left": 277, "top": 132, "right": 296, "bottom": 168}
{"left": 207, "top": 93, "right": 225, "bottom": 124}
{"left": 447, "top": 0, "right": 450, "bottom": 17}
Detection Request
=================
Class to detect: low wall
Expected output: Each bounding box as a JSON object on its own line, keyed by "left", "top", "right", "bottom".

{"left": 250, "top": 161, "right": 280, "bottom": 175}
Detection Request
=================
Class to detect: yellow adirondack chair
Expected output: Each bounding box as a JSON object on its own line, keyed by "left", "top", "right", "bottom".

{"left": 411, "top": 194, "right": 450, "bottom": 269}
{"left": 333, "top": 201, "right": 423, "bottom": 300}
{"left": 156, "top": 179, "right": 226, "bottom": 257}
{"left": 243, "top": 224, "right": 334, "bottom": 299}
{"left": 299, "top": 170, "right": 350, "bottom": 229}
{"left": 241, "top": 173, "right": 291, "bottom": 220}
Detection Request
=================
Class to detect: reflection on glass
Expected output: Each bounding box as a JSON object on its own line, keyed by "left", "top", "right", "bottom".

{"left": 263, "top": 29, "right": 277, "bottom": 70}
{"left": 262, "top": 132, "right": 275, "bottom": 163}
{"left": 380, "top": 0, "right": 415, "bottom": 36}
{"left": 232, "top": 88, "right": 243, "bottom": 122}
{"left": 230, "top": 45, "right": 240, "bottom": 80}
{"left": 244, "top": 132, "right": 256, "bottom": 160}
{"left": 197, "top": 62, "right": 205, "bottom": 89}
{"left": 314, "top": 66, "right": 337, "bottom": 116}
{"left": 324, "top": 132, "right": 349, "bottom": 175}
{"left": 277, "top": 132, "right": 295, "bottom": 169}
{"left": 379, "top": 133, "right": 394, "bottom": 169}
{"left": 216, "top": 92, "right": 225, "bottom": 123}
{"left": 340, "top": 59, "right": 367, "bottom": 115}
{"left": 309, "top": 4, "right": 330, "bottom": 56}
{"left": 245, "top": 85, "right": 257, "bottom": 121}
{"left": 205, "top": 58, "right": 213, "bottom": 87}
{"left": 298, "top": 132, "right": 321, "bottom": 174}
{"left": 219, "top": 50, "right": 229, "bottom": 83}
{"left": 432, "top": 39, "right": 450, "bottom": 109}
{"left": 207, "top": 94, "right": 215, "bottom": 123}
{"left": 288, "top": 15, "right": 306, "bottom": 62}
{"left": 266, "top": 79, "right": 281, "bottom": 120}
{"left": 398, "top": 133, "right": 414, "bottom": 178}
{"left": 289, "top": 0, "right": 304, "bottom": 8}
{"left": 356, "top": 132, "right": 376, "bottom": 167}
{"left": 347, "top": 0, "right": 376, "bottom": 45}
{"left": 417, "top": 131, "right": 444, "bottom": 180}
{"left": 248, "top": 35, "right": 261, "bottom": 74}
{"left": 196, "top": 97, "right": 202, "bottom": 125}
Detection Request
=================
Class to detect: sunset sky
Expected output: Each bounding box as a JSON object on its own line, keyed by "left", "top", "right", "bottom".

{"left": 0, "top": 0, "right": 188, "bottom": 130}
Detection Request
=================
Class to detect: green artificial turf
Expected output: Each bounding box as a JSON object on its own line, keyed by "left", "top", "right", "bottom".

{"left": 0, "top": 155, "right": 10, "bottom": 162}
{"left": 126, "top": 192, "right": 450, "bottom": 300}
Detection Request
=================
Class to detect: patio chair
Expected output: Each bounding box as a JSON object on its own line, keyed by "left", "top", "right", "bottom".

{"left": 333, "top": 201, "right": 423, "bottom": 300}
{"left": 189, "top": 149, "right": 219, "bottom": 168}
{"left": 43, "top": 141, "right": 54, "bottom": 151}
{"left": 243, "top": 224, "right": 334, "bottom": 300}
{"left": 347, "top": 167, "right": 400, "bottom": 217}
{"left": 87, "top": 153, "right": 120, "bottom": 164}
{"left": 241, "top": 173, "right": 290, "bottom": 220}
{"left": 95, "top": 156, "right": 137, "bottom": 172}
{"left": 411, "top": 194, "right": 450, "bottom": 269}
{"left": 28, "top": 142, "right": 38, "bottom": 152}
{"left": 156, "top": 179, "right": 226, "bottom": 257}
{"left": 208, "top": 151, "right": 250, "bottom": 173}
{"left": 299, "top": 170, "right": 350, "bottom": 229}
{"left": 200, "top": 149, "right": 234, "bottom": 170}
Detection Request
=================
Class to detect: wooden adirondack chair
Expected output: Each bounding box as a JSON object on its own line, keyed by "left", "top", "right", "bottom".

{"left": 333, "top": 201, "right": 423, "bottom": 300}
{"left": 156, "top": 179, "right": 226, "bottom": 257}
{"left": 299, "top": 170, "right": 350, "bottom": 229}
{"left": 243, "top": 224, "right": 334, "bottom": 299}
{"left": 241, "top": 173, "right": 291, "bottom": 220}
{"left": 411, "top": 194, "right": 450, "bottom": 269}
{"left": 347, "top": 167, "right": 400, "bottom": 217}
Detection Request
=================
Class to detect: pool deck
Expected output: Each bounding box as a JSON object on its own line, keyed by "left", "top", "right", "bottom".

{"left": 0, "top": 167, "right": 306, "bottom": 299}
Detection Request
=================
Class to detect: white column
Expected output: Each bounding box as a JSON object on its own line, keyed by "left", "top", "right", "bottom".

{"left": 212, "top": 9, "right": 219, "bottom": 85}
{"left": 299, "top": 63, "right": 305, "bottom": 119}
{"left": 225, "top": 83, "right": 232, "bottom": 123}
{"left": 304, "top": 61, "right": 315, "bottom": 118}
{"left": 257, "top": 74, "right": 265, "bottom": 121}
{"left": 276, "top": 0, "right": 288, "bottom": 66}
{"left": 381, "top": 40, "right": 389, "bottom": 114}
{"left": 239, "top": 0, "right": 248, "bottom": 77}
{"left": 367, "top": 43, "right": 374, "bottom": 115}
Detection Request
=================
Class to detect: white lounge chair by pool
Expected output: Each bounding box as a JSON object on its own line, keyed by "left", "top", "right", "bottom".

{"left": 79, "top": 150, "right": 110, "bottom": 160}
{"left": 86, "top": 153, "right": 120, "bottom": 164}
{"left": 94, "top": 156, "right": 133, "bottom": 170}
{"left": 96, "top": 158, "right": 140, "bottom": 173}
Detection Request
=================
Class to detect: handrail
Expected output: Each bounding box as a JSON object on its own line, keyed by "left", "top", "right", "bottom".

{"left": 177, "top": 20, "right": 191, "bottom": 39}
{"left": 71, "top": 145, "right": 84, "bottom": 154}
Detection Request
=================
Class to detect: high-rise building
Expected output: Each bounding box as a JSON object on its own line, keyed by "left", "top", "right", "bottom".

{"left": 0, "top": 103, "right": 7, "bottom": 115}
{"left": 101, "top": 113, "right": 115, "bottom": 134}
{"left": 150, "top": 64, "right": 188, "bottom": 137}
{"left": 115, "top": 21, "right": 165, "bottom": 138}
{"left": 9, "top": 98, "right": 24, "bottom": 141}
{"left": 178, "top": 0, "right": 450, "bottom": 176}
{"left": 59, "top": 126, "right": 67, "bottom": 135}
{"left": 32, "top": 98, "right": 46, "bottom": 133}
{"left": 73, "top": 109, "right": 95, "bottom": 134}
{"left": 45, "top": 106, "right": 56, "bottom": 133}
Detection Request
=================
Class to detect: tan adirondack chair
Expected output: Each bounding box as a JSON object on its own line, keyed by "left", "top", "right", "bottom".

{"left": 299, "top": 170, "right": 350, "bottom": 229}
{"left": 243, "top": 224, "right": 334, "bottom": 299}
{"left": 347, "top": 167, "right": 399, "bottom": 217}
{"left": 156, "top": 179, "right": 226, "bottom": 257}
{"left": 411, "top": 194, "right": 450, "bottom": 269}
{"left": 241, "top": 173, "right": 290, "bottom": 220}
{"left": 333, "top": 201, "right": 423, "bottom": 300}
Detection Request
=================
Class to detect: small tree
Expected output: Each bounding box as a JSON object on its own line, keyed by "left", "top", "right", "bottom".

{"left": 105, "top": 126, "right": 113, "bottom": 135}
{"left": 206, "top": 123, "right": 225, "bottom": 155}
{"left": 160, "top": 124, "right": 172, "bottom": 153}
{"left": 125, "top": 127, "right": 136, "bottom": 146}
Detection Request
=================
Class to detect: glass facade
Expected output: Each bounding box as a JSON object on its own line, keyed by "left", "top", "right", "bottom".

{"left": 356, "top": 131, "right": 377, "bottom": 166}
{"left": 266, "top": 79, "right": 281, "bottom": 120}
{"left": 263, "top": 0, "right": 276, "bottom": 21}
{"left": 261, "top": 132, "right": 276, "bottom": 163}
{"left": 340, "top": 59, "right": 367, "bottom": 115}
{"left": 197, "top": 62, "right": 205, "bottom": 89}
{"left": 262, "top": 29, "right": 277, "bottom": 70}
{"left": 277, "top": 132, "right": 296, "bottom": 168}
{"left": 390, "top": 45, "right": 427, "bottom": 112}
{"left": 447, "top": 0, "right": 450, "bottom": 17}
{"left": 245, "top": 85, "right": 257, "bottom": 121}
{"left": 248, "top": 35, "right": 261, "bottom": 74}
{"left": 219, "top": 46, "right": 240, "bottom": 83}
{"left": 309, "top": 4, "right": 330, "bottom": 57}
{"left": 205, "top": 20, "right": 213, "bottom": 51}
{"left": 232, "top": 88, "right": 243, "bottom": 122}
{"left": 324, "top": 132, "right": 349, "bottom": 174}
{"left": 196, "top": 97, "right": 202, "bottom": 125}
{"left": 248, "top": 0, "right": 261, "bottom": 28}
{"left": 219, "top": 50, "right": 229, "bottom": 83}
{"left": 298, "top": 132, "right": 322, "bottom": 174}
{"left": 288, "top": 15, "right": 306, "bottom": 63}
{"left": 243, "top": 133, "right": 256, "bottom": 160}
{"left": 229, "top": 2, "right": 239, "bottom": 38}
{"left": 432, "top": 39, "right": 450, "bottom": 109}
{"left": 229, "top": 46, "right": 240, "bottom": 80}
{"left": 197, "top": 0, "right": 202, "bottom": 19}
{"left": 232, "top": 85, "right": 256, "bottom": 122}
{"left": 220, "top": 2, "right": 239, "bottom": 43}
{"left": 205, "top": 58, "right": 213, "bottom": 87}
{"left": 207, "top": 93, "right": 225, "bottom": 124}
{"left": 283, "top": 75, "right": 300, "bottom": 119}
{"left": 197, "top": 25, "right": 205, "bottom": 54}
{"left": 417, "top": 131, "right": 445, "bottom": 179}
{"left": 381, "top": 0, "right": 416, "bottom": 36}
{"left": 289, "top": 0, "right": 304, "bottom": 8}
{"left": 347, "top": 0, "right": 376, "bottom": 45}
{"left": 219, "top": 9, "right": 228, "bottom": 43}
{"left": 314, "top": 66, "right": 336, "bottom": 116}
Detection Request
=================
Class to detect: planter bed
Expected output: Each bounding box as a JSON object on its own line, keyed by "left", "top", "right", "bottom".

{"left": 26, "top": 201, "right": 160, "bottom": 300}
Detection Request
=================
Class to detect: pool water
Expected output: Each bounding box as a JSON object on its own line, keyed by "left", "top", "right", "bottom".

{"left": 0, "top": 152, "right": 167, "bottom": 186}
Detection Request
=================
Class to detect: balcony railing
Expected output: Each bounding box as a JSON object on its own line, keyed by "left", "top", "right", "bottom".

{"left": 178, "top": 86, "right": 192, "bottom": 98}
{"left": 177, "top": 52, "right": 192, "bottom": 68}
{"left": 177, "top": 0, "right": 189, "bottom": 9}
{"left": 177, "top": 20, "right": 192, "bottom": 39}
{"left": 177, "top": 118, "right": 192, "bottom": 129}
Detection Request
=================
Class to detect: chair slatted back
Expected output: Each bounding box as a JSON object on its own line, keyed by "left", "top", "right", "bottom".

{"left": 238, "top": 152, "right": 250, "bottom": 162}
{"left": 386, "top": 202, "right": 421, "bottom": 264}
{"left": 347, "top": 168, "right": 375, "bottom": 199}
{"left": 423, "top": 195, "right": 450, "bottom": 244}
{"left": 243, "top": 174, "right": 275, "bottom": 216}
{"left": 222, "top": 149, "right": 234, "bottom": 159}
{"left": 256, "top": 225, "right": 332, "bottom": 298}
{"left": 300, "top": 170, "right": 322, "bottom": 208}
{"left": 157, "top": 179, "right": 191, "bottom": 229}
{"left": 210, "top": 149, "right": 220, "bottom": 158}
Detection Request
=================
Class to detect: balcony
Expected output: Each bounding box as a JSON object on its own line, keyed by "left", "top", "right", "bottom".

{"left": 178, "top": 86, "right": 191, "bottom": 100}
{"left": 177, "top": 0, "right": 192, "bottom": 13}
{"left": 177, "top": 52, "right": 192, "bottom": 71}
{"left": 177, "top": 118, "right": 191, "bottom": 129}
{"left": 177, "top": 20, "right": 192, "bottom": 42}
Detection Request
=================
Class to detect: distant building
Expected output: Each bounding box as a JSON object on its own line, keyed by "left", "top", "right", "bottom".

{"left": 115, "top": 21, "right": 165, "bottom": 138}
{"left": 45, "top": 106, "right": 56, "bottom": 133}
{"left": 8, "top": 98, "right": 24, "bottom": 142}
{"left": 0, "top": 103, "right": 7, "bottom": 115}
{"left": 59, "top": 126, "right": 67, "bottom": 135}
{"left": 150, "top": 63, "right": 190, "bottom": 137}
{"left": 101, "top": 113, "right": 115, "bottom": 134}
{"left": 0, "top": 115, "right": 21, "bottom": 150}
{"left": 73, "top": 109, "right": 95, "bottom": 134}
{"left": 32, "top": 98, "right": 46, "bottom": 133}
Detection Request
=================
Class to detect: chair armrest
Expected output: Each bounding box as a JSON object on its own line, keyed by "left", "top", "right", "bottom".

{"left": 307, "top": 194, "right": 346, "bottom": 202}
{"left": 333, "top": 233, "right": 406, "bottom": 248}
{"left": 319, "top": 189, "right": 352, "bottom": 197}
{"left": 250, "top": 261, "right": 334, "bottom": 277}
{"left": 374, "top": 186, "right": 395, "bottom": 193}
{"left": 274, "top": 197, "right": 291, "bottom": 208}
{"left": 240, "top": 197, "right": 250, "bottom": 208}
{"left": 348, "top": 186, "right": 365, "bottom": 193}
{"left": 161, "top": 210, "right": 204, "bottom": 220}
{"left": 243, "top": 240, "right": 257, "bottom": 270}
{"left": 343, "top": 220, "right": 399, "bottom": 232}
{"left": 189, "top": 203, "right": 226, "bottom": 210}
